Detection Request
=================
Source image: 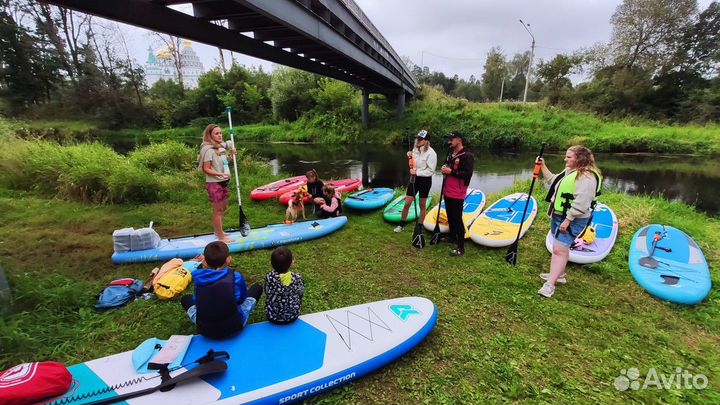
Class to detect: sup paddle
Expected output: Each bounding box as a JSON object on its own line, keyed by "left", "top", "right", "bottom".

{"left": 430, "top": 148, "right": 452, "bottom": 245}
{"left": 505, "top": 144, "right": 545, "bottom": 266}
{"left": 226, "top": 106, "right": 251, "bottom": 237}
{"left": 408, "top": 132, "right": 425, "bottom": 249}
{"left": 639, "top": 231, "right": 663, "bottom": 268}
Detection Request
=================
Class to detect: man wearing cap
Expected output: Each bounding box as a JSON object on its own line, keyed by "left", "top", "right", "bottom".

{"left": 394, "top": 130, "right": 437, "bottom": 233}
{"left": 441, "top": 131, "right": 474, "bottom": 256}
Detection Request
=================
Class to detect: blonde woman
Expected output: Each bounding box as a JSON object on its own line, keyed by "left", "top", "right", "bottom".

{"left": 394, "top": 130, "right": 437, "bottom": 233}
{"left": 537, "top": 145, "right": 602, "bottom": 298}
{"left": 199, "top": 124, "right": 236, "bottom": 242}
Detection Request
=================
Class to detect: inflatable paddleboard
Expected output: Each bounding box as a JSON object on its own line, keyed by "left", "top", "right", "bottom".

{"left": 544, "top": 202, "right": 618, "bottom": 264}
{"left": 47, "top": 297, "right": 437, "bottom": 405}
{"left": 250, "top": 176, "right": 307, "bottom": 201}
{"left": 628, "top": 224, "right": 711, "bottom": 305}
{"left": 344, "top": 188, "right": 395, "bottom": 210}
{"left": 277, "top": 179, "right": 362, "bottom": 205}
{"left": 423, "top": 188, "right": 486, "bottom": 237}
{"left": 112, "top": 217, "right": 348, "bottom": 264}
{"left": 468, "top": 192, "right": 537, "bottom": 247}
{"left": 383, "top": 194, "right": 433, "bottom": 223}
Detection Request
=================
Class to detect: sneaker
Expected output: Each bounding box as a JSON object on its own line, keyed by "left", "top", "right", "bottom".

{"left": 538, "top": 282, "right": 555, "bottom": 298}
{"left": 449, "top": 248, "right": 464, "bottom": 257}
{"left": 393, "top": 225, "right": 404, "bottom": 233}
{"left": 539, "top": 273, "right": 567, "bottom": 284}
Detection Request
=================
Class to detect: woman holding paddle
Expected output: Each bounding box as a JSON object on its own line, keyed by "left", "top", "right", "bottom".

{"left": 393, "top": 130, "right": 437, "bottom": 233}
{"left": 537, "top": 145, "right": 602, "bottom": 298}
{"left": 199, "top": 124, "right": 237, "bottom": 243}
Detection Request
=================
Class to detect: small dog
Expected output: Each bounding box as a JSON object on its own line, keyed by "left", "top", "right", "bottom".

{"left": 285, "top": 187, "right": 308, "bottom": 224}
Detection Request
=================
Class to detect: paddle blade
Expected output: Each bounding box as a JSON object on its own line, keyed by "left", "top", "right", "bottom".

{"left": 639, "top": 256, "right": 659, "bottom": 269}
{"left": 429, "top": 230, "right": 442, "bottom": 245}
{"left": 239, "top": 207, "right": 251, "bottom": 237}
{"left": 412, "top": 224, "right": 426, "bottom": 249}
{"left": 505, "top": 242, "right": 519, "bottom": 266}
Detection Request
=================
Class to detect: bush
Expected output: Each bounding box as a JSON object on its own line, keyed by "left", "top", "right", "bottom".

{"left": 129, "top": 141, "right": 196, "bottom": 173}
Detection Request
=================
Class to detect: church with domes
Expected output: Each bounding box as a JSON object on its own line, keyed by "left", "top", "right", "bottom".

{"left": 144, "top": 40, "right": 205, "bottom": 88}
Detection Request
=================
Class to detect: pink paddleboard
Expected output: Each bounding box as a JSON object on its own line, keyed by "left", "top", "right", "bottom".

{"left": 250, "top": 176, "right": 307, "bottom": 201}
{"left": 278, "top": 178, "right": 362, "bottom": 205}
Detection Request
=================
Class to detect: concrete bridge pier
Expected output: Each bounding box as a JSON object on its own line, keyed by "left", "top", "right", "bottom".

{"left": 361, "top": 88, "right": 370, "bottom": 128}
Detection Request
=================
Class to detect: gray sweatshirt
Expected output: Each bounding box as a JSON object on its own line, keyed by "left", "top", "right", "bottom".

{"left": 543, "top": 168, "right": 597, "bottom": 221}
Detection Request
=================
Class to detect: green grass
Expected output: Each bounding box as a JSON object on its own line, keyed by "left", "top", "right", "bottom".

{"left": 0, "top": 150, "right": 718, "bottom": 404}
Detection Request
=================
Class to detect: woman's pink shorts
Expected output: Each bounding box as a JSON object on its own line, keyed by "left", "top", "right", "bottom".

{"left": 206, "top": 182, "right": 229, "bottom": 204}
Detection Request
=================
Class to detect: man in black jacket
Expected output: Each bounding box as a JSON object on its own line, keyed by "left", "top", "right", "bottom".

{"left": 440, "top": 131, "right": 474, "bottom": 256}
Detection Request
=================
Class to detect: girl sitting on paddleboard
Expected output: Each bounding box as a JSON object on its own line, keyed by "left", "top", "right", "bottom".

{"left": 314, "top": 185, "right": 342, "bottom": 218}
{"left": 199, "top": 124, "right": 236, "bottom": 243}
{"left": 537, "top": 145, "right": 602, "bottom": 298}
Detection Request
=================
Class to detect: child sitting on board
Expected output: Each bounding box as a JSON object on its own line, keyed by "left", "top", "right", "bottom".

{"left": 264, "top": 246, "right": 305, "bottom": 324}
{"left": 313, "top": 185, "right": 342, "bottom": 219}
{"left": 180, "top": 241, "right": 262, "bottom": 339}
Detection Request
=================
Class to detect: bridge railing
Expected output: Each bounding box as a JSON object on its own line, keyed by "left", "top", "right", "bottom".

{"left": 337, "top": 0, "right": 416, "bottom": 86}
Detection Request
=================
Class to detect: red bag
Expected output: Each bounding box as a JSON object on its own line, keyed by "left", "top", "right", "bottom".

{"left": 0, "top": 362, "right": 72, "bottom": 405}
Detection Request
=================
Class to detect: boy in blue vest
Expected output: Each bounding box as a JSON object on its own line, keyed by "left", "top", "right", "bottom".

{"left": 180, "top": 241, "right": 262, "bottom": 339}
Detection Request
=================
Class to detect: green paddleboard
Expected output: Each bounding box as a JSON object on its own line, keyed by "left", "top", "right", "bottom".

{"left": 383, "top": 194, "right": 433, "bottom": 223}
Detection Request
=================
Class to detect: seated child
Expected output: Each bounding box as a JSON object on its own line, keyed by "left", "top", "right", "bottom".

{"left": 264, "top": 246, "right": 305, "bottom": 324}
{"left": 180, "top": 241, "right": 262, "bottom": 339}
{"left": 314, "top": 185, "right": 342, "bottom": 218}
{"left": 306, "top": 169, "right": 324, "bottom": 212}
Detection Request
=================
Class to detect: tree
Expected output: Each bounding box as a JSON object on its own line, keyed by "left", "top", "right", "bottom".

{"left": 609, "top": 0, "right": 698, "bottom": 73}
{"left": 481, "top": 47, "right": 508, "bottom": 101}
{"left": 0, "top": 7, "right": 60, "bottom": 112}
{"left": 536, "top": 54, "right": 583, "bottom": 105}
{"left": 268, "top": 68, "right": 319, "bottom": 121}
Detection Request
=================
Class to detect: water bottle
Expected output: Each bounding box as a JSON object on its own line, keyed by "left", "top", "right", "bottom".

{"left": 223, "top": 158, "right": 230, "bottom": 176}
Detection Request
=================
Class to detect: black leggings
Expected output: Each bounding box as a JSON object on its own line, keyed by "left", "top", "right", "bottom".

{"left": 444, "top": 196, "right": 465, "bottom": 252}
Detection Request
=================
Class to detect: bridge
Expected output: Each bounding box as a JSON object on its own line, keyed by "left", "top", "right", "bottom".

{"left": 43, "top": 0, "right": 417, "bottom": 126}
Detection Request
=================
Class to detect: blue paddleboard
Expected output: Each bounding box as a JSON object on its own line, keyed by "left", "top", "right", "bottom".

{"left": 49, "top": 297, "right": 437, "bottom": 405}
{"left": 112, "top": 217, "right": 348, "bottom": 264}
{"left": 343, "top": 188, "right": 395, "bottom": 210}
{"left": 628, "top": 224, "right": 711, "bottom": 305}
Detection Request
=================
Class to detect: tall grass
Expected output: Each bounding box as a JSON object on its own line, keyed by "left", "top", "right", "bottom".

{"left": 0, "top": 137, "right": 267, "bottom": 205}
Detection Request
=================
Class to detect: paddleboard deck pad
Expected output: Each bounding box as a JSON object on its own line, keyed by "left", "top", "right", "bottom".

{"left": 47, "top": 297, "right": 437, "bottom": 405}
{"left": 344, "top": 188, "right": 395, "bottom": 210}
{"left": 112, "top": 217, "right": 348, "bottom": 264}
{"left": 423, "top": 188, "right": 486, "bottom": 237}
{"left": 544, "top": 202, "right": 618, "bottom": 264}
{"left": 628, "top": 224, "right": 711, "bottom": 305}
{"left": 383, "top": 194, "right": 433, "bottom": 223}
{"left": 469, "top": 192, "right": 537, "bottom": 247}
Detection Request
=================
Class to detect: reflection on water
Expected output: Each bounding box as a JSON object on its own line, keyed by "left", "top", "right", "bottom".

{"left": 241, "top": 143, "right": 720, "bottom": 216}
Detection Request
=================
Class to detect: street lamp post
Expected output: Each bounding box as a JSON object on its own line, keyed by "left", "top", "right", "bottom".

{"left": 519, "top": 19, "right": 535, "bottom": 103}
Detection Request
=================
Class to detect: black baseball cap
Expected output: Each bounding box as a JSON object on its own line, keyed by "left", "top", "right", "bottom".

{"left": 447, "top": 131, "right": 465, "bottom": 141}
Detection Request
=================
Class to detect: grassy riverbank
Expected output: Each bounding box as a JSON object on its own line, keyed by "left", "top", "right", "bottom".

{"left": 4, "top": 85, "right": 719, "bottom": 155}
{"left": 0, "top": 138, "right": 718, "bottom": 404}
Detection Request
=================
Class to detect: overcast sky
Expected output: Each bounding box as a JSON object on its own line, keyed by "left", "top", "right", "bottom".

{"left": 121, "top": 0, "right": 714, "bottom": 82}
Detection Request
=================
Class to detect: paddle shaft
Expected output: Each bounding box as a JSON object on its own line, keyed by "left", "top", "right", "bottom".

{"left": 226, "top": 107, "right": 250, "bottom": 233}
{"left": 431, "top": 148, "right": 453, "bottom": 240}
{"left": 506, "top": 144, "right": 545, "bottom": 265}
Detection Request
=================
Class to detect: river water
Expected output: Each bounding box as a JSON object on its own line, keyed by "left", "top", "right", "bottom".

{"left": 239, "top": 143, "right": 720, "bottom": 216}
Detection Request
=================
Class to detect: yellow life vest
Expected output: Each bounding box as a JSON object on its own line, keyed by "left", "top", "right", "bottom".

{"left": 547, "top": 169, "right": 602, "bottom": 214}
